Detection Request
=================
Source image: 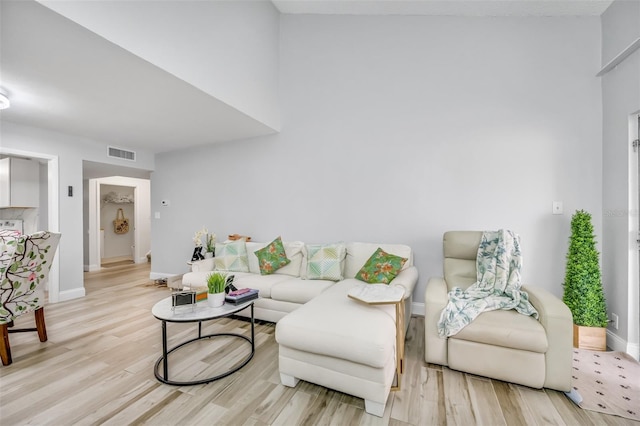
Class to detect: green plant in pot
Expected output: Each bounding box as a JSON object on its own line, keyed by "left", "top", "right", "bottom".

{"left": 562, "top": 209, "right": 608, "bottom": 350}
{"left": 206, "top": 271, "right": 227, "bottom": 308}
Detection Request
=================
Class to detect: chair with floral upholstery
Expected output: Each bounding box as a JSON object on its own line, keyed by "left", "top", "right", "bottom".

{"left": 0, "top": 230, "right": 61, "bottom": 365}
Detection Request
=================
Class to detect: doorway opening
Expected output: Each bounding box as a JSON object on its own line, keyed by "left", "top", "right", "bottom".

{"left": 100, "top": 183, "right": 136, "bottom": 267}
{"left": 85, "top": 175, "right": 151, "bottom": 273}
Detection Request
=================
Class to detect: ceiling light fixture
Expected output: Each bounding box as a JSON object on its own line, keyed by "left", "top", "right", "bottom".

{"left": 0, "top": 92, "right": 10, "bottom": 110}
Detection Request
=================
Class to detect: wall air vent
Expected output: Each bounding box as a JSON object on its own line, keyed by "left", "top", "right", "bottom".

{"left": 107, "top": 146, "right": 136, "bottom": 161}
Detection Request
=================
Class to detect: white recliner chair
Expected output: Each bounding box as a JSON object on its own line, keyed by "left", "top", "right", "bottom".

{"left": 424, "top": 231, "right": 573, "bottom": 391}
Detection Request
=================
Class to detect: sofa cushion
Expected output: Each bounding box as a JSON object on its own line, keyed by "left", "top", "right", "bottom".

{"left": 344, "top": 243, "right": 413, "bottom": 279}
{"left": 275, "top": 279, "right": 396, "bottom": 369}
{"left": 214, "top": 240, "right": 249, "bottom": 272}
{"left": 230, "top": 273, "right": 292, "bottom": 299}
{"left": 181, "top": 271, "right": 209, "bottom": 288}
{"left": 247, "top": 242, "right": 267, "bottom": 274}
{"left": 443, "top": 258, "right": 477, "bottom": 291}
{"left": 451, "top": 309, "right": 548, "bottom": 353}
{"left": 304, "top": 242, "right": 346, "bottom": 281}
{"left": 271, "top": 278, "right": 334, "bottom": 304}
{"left": 254, "top": 236, "right": 290, "bottom": 275}
{"left": 355, "top": 248, "right": 407, "bottom": 284}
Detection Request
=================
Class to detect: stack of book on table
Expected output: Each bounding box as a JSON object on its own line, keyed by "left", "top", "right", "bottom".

{"left": 225, "top": 288, "right": 259, "bottom": 305}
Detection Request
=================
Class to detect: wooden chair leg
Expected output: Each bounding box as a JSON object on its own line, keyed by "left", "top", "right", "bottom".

{"left": 0, "top": 323, "right": 11, "bottom": 366}
{"left": 35, "top": 308, "right": 47, "bottom": 342}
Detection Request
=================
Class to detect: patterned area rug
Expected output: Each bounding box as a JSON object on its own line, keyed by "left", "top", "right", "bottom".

{"left": 571, "top": 348, "right": 640, "bottom": 421}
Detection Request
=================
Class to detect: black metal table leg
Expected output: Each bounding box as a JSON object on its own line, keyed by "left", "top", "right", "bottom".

{"left": 153, "top": 301, "right": 256, "bottom": 386}
{"left": 251, "top": 304, "right": 255, "bottom": 351}
{"left": 162, "top": 320, "right": 168, "bottom": 380}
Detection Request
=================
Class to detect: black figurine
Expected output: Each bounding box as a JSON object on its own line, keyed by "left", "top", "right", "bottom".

{"left": 191, "top": 246, "right": 204, "bottom": 261}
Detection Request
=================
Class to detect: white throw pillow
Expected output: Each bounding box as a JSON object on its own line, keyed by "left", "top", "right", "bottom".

{"left": 214, "top": 240, "right": 249, "bottom": 272}
{"left": 305, "top": 242, "right": 346, "bottom": 281}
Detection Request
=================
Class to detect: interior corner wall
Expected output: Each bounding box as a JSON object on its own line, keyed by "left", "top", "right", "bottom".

{"left": 38, "top": 0, "right": 281, "bottom": 130}
{"left": 0, "top": 121, "right": 154, "bottom": 300}
{"left": 601, "top": 0, "right": 640, "bottom": 352}
{"left": 151, "top": 15, "right": 603, "bottom": 307}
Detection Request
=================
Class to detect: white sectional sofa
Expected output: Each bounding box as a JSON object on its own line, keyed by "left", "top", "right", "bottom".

{"left": 181, "top": 238, "right": 418, "bottom": 416}
{"left": 182, "top": 240, "right": 418, "bottom": 324}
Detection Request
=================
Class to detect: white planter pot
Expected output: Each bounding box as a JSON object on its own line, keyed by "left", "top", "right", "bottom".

{"left": 207, "top": 292, "right": 225, "bottom": 308}
{"left": 204, "top": 252, "right": 214, "bottom": 259}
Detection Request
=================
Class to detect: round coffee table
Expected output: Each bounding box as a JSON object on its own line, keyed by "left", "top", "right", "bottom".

{"left": 151, "top": 296, "right": 255, "bottom": 385}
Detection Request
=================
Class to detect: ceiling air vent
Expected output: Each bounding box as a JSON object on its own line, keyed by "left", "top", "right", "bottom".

{"left": 107, "top": 146, "right": 136, "bottom": 161}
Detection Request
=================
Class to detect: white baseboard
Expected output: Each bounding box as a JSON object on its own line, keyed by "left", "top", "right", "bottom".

{"left": 606, "top": 330, "right": 640, "bottom": 360}
{"left": 58, "top": 287, "right": 85, "bottom": 302}
{"left": 84, "top": 263, "right": 100, "bottom": 272}
{"left": 606, "top": 329, "right": 628, "bottom": 352}
{"left": 412, "top": 301, "right": 425, "bottom": 317}
{"left": 627, "top": 342, "right": 639, "bottom": 361}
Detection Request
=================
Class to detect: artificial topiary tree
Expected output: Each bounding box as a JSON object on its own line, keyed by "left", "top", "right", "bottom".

{"left": 562, "top": 210, "right": 608, "bottom": 328}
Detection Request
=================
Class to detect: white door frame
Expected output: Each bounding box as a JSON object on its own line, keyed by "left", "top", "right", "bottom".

{"left": 629, "top": 112, "right": 640, "bottom": 360}
{"left": 0, "top": 148, "right": 60, "bottom": 302}
{"left": 88, "top": 176, "right": 150, "bottom": 270}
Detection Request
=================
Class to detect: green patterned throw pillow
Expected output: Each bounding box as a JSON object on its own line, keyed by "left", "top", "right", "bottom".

{"left": 355, "top": 248, "right": 407, "bottom": 284}
{"left": 305, "top": 243, "right": 346, "bottom": 281}
{"left": 214, "top": 240, "right": 249, "bottom": 272}
{"left": 254, "top": 236, "right": 290, "bottom": 275}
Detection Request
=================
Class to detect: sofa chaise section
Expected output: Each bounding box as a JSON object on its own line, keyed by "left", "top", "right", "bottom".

{"left": 276, "top": 279, "right": 398, "bottom": 417}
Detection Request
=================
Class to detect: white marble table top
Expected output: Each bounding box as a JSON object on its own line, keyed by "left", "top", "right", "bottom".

{"left": 152, "top": 296, "right": 254, "bottom": 322}
{"left": 347, "top": 283, "right": 405, "bottom": 305}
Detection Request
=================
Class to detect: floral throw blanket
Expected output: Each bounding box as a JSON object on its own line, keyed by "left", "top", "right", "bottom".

{"left": 437, "top": 229, "right": 539, "bottom": 337}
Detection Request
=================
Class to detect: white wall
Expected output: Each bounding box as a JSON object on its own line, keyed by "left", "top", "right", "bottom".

{"left": 601, "top": 0, "right": 640, "bottom": 356}
{"left": 38, "top": 0, "right": 281, "bottom": 130}
{"left": 0, "top": 121, "right": 154, "bottom": 299}
{"left": 151, "top": 15, "right": 603, "bottom": 309}
{"left": 38, "top": 162, "right": 48, "bottom": 230}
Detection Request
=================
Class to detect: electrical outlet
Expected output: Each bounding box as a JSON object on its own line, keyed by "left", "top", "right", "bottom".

{"left": 611, "top": 313, "right": 619, "bottom": 330}
{"left": 552, "top": 201, "right": 563, "bottom": 215}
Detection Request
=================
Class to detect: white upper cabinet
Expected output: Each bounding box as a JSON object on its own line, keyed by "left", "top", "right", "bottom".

{"left": 0, "top": 157, "right": 40, "bottom": 208}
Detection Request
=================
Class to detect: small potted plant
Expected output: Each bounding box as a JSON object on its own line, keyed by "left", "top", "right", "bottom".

{"left": 562, "top": 209, "right": 608, "bottom": 350}
{"left": 206, "top": 271, "right": 227, "bottom": 308}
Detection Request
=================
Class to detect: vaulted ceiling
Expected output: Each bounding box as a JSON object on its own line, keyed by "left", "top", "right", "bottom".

{"left": 0, "top": 1, "right": 612, "bottom": 155}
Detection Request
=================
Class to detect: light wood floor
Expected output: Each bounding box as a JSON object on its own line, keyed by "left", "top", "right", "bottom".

{"left": 0, "top": 263, "right": 637, "bottom": 425}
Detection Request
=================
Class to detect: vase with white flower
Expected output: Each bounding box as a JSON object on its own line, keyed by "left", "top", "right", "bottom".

{"left": 191, "top": 226, "right": 207, "bottom": 261}
{"left": 192, "top": 227, "right": 216, "bottom": 260}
